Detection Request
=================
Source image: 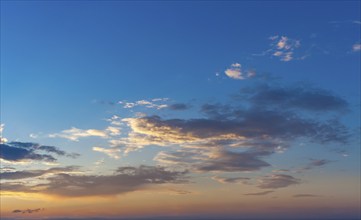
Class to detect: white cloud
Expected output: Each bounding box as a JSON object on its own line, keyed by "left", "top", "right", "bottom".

{"left": 0, "top": 124, "right": 7, "bottom": 143}
{"left": 119, "top": 98, "right": 169, "bottom": 109}
{"left": 225, "top": 68, "right": 244, "bottom": 80}
{"left": 261, "top": 35, "right": 302, "bottom": 62}
{"left": 224, "top": 63, "right": 256, "bottom": 80}
{"left": 93, "top": 147, "right": 121, "bottom": 159}
{"left": 49, "top": 126, "right": 121, "bottom": 141}
{"left": 352, "top": 43, "right": 361, "bottom": 52}
{"left": 277, "top": 36, "right": 288, "bottom": 49}
{"left": 231, "top": 63, "right": 241, "bottom": 67}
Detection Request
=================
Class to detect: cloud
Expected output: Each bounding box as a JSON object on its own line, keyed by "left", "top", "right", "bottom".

{"left": 242, "top": 84, "right": 349, "bottom": 112}
{"left": 12, "top": 208, "right": 44, "bottom": 214}
{"left": 123, "top": 112, "right": 347, "bottom": 148}
{"left": 49, "top": 126, "right": 121, "bottom": 141}
{"left": 212, "top": 176, "right": 251, "bottom": 184}
{"left": 155, "top": 147, "right": 273, "bottom": 173}
{"left": 293, "top": 194, "right": 321, "bottom": 198}
{"left": 244, "top": 190, "right": 274, "bottom": 196}
{"left": 257, "top": 35, "right": 302, "bottom": 61}
{"left": 197, "top": 150, "right": 270, "bottom": 172}
{"left": 258, "top": 174, "right": 300, "bottom": 189}
{"left": 1, "top": 123, "right": 8, "bottom": 143}
{"left": 352, "top": 43, "right": 361, "bottom": 52}
{"left": 224, "top": 63, "right": 256, "bottom": 80}
{"left": 118, "top": 98, "right": 169, "bottom": 110}
{"left": 93, "top": 147, "right": 121, "bottom": 159}
{"left": 0, "top": 166, "right": 79, "bottom": 180}
{"left": 302, "top": 159, "right": 332, "bottom": 171}
{"left": 0, "top": 142, "right": 78, "bottom": 163}
{"left": 168, "top": 103, "right": 190, "bottom": 111}
{"left": 1, "top": 166, "right": 188, "bottom": 197}
{"left": 167, "top": 188, "right": 192, "bottom": 195}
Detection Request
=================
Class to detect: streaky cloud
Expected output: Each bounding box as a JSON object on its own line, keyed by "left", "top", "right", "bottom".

{"left": 0, "top": 142, "right": 78, "bottom": 163}
{"left": 0, "top": 166, "right": 79, "bottom": 180}
{"left": 1, "top": 165, "right": 188, "bottom": 197}
{"left": 258, "top": 174, "right": 301, "bottom": 189}
{"left": 244, "top": 190, "right": 274, "bottom": 196}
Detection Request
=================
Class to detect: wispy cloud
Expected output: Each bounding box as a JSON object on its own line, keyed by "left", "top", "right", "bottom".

{"left": 224, "top": 63, "right": 256, "bottom": 80}
{"left": 12, "top": 208, "right": 45, "bottom": 214}
{"left": 92, "top": 147, "right": 121, "bottom": 159}
{"left": 118, "top": 98, "right": 169, "bottom": 109}
{"left": 1, "top": 165, "right": 188, "bottom": 197}
{"left": 244, "top": 190, "right": 274, "bottom": 196}
{"left": 212, "top": 176, "right": 250, "bottom": 184}
{"left": 241, "top": 84, "right": 349, "bottom": 113}
{"left": 301, "top": 159, "right": 332, "bottom": 171}
{"left": 49, "top": 126, "right": 121, "bottom": 141}
{"left": 168, "top": 103, "right": 190, "bottom": 111}
{"left": 255, "top": 35, "right": 303, "bottom": 62}
{"left": 197, "top": 150, "right": 270, "bottom": 172}
{"left": 293, "top": 193, "right": 321, "bottom": 198}
{"left": 258, "top": 174, "right": 300, "bottom": 189}
{"left": 352, "top": 43, "right": 361, "bottom": 52}
{"left": 0, "top": 166, "right": 79, "bottom": 180}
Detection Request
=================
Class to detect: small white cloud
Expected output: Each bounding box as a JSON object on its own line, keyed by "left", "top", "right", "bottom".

{"left": 277, "top": 36, "right": 288, "bottom": 49}
{"left": 29, "top": 133, "right": 39, "bottom": 139}
{"left": 0, "top": 124, "right": 7, "bottom": 143}
{"left": 93, "top": 147, "right": 121, "bottom": 159}
{"left": 352, "top": 43, "right": 361, "bottom": 52}
{"left": 224, "top": 63, "right": 255, "bottom": 80}
{"left": 231, "top": 63, "right": 241, "bottom": 67}
{"left": 225, "top": 68, "right": 244, "bottom": 80}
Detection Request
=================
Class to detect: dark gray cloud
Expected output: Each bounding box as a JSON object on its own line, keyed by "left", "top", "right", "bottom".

{"left": 213, "top": 176, "right": 251, "bottom": 184}
{"left": 309, "top": 159, "right": 332, "bottom": 167}
{"left": 197, "top": 150, "right": 270, "bottom": 172}
{"left": 293, "top": 193, "right": 321, "bottom": 198}
{"left": 0, "top": 142, "right": 79, "bottom": 162}
{"left": 244, "top": 190, "right": 274, "bottom": 196}
{"left": 0, "top": 166, "right": 79, "bottom": 180}
{"left": 155, "top": 149, "right": 271, "bottom": 172}
{"left": 241, "top": 84, "right": 348, "bottom": 112}
{"left": 168, "top": 103, "right": 190, "bottom": 111}
{"left": 1, "top": 166, "right": 188, "bottom": 197}
{"left": 12, "top": 208, "right": 44, "bottom": 214}
{"left": 258, "top": 174, "right": 301, "bottom": 189}
{"left": 302, "top": 159, "right": 332, "bottom": 171}
{"left": 139, "top": 109, "right": 349, "bottom": 144}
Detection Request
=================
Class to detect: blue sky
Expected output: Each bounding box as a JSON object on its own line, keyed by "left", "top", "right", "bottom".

{"left": 1, "top": 1, "right": 360, "bottom": 219}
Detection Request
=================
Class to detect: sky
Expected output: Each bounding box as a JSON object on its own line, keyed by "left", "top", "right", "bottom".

{"left": 0, "top": 1, "right": 360, "bottom": 220}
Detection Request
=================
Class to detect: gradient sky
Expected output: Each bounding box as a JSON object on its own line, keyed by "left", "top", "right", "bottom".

{"left": 0, "top": 1, "right": 360, "bottom": 220}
